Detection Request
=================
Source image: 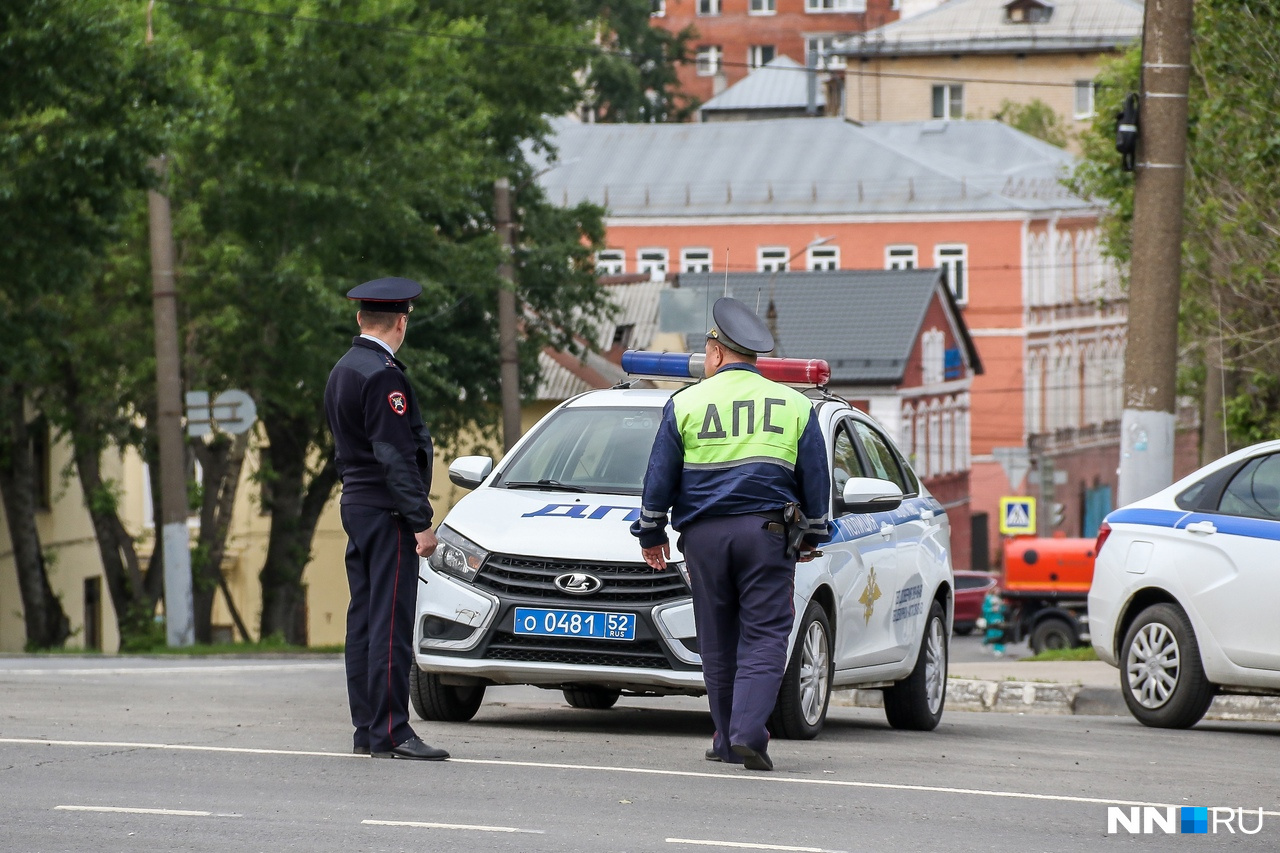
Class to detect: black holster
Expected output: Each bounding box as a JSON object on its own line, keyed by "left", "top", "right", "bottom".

{"left": 782, "top": 501, "right": 808, "bottom": 561}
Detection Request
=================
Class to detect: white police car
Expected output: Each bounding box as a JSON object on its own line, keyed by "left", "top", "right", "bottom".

{"left": 412, "top": 351, "right": 955, "bottom": 738}
{"left": 1089, "top": 440, "right": 1280, "bottom": 728}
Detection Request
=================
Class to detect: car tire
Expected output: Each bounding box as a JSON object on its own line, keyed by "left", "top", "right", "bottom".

{"left": 562, "top": 687, "right": 622, "bottom": 710}
{"left": 1120, "top": 603, "right": 1215, "bottom": 729}
{"left": 768, "top": 600, "right": 834, "bottom": 740}
{"left": 409, "top": 665, "right": 486, "bottom": 722}
{"left": 883, "top": 600, "right": 947, "bottom": 731}
{"left": 952, "top": 623, "right": 974, "bottom": 637}
{"left": 1029, "top": 617, "right": 1077, "bottom": 655}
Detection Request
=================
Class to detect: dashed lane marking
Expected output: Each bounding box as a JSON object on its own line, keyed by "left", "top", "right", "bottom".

{"left": 666, "top": 839, "right": 843, "bottom": 852}
{"left": 55, "top": 806, "right": 241, "bottom": 817}
{"left": 364, "top": 819, "right": 543, "bottom": 834}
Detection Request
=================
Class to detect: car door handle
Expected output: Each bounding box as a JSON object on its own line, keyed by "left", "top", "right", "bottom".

{"left": 921, "top": 510, "right": 935, "bottom": 521}
{"left": 1185, "top": 520, "right": 1217, "bottom": 535}
{"left": 879, "top": 523, "right": 894, "bottom": 539}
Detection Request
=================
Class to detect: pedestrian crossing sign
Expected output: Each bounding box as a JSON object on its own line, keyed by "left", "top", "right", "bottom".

{"left": 999, "top": 497, "right": 1037, "bottom": 535}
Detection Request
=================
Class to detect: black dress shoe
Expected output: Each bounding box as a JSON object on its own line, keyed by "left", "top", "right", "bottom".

{"left": 731, "top": 743, "right": 774, "bottom": 771}
{"left": 353, "top": 745, "right": 370, "bottom": 756}
{"left": 371, "top": 736, "right": 449, "bottom": 761}
{"left": 705, "top": 748, "right": 721, "bottom": 762}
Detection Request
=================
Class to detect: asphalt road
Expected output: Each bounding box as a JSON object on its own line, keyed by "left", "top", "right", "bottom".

{"left": 1, "top": 656, "right": 1277, "bottom": 853}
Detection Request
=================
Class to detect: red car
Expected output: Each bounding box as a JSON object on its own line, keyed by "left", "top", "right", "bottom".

{"left": 952, "top": 570, "right": 998, "bottom": 635}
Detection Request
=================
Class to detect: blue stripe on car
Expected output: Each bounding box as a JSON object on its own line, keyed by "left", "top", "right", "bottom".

{"left": 1106, "top": 506, "right": 1280, "bottom": 542}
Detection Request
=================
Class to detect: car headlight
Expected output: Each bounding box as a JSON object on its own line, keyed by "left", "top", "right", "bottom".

{"left": 427, "top": 526, "right": 488, "bottom": 583}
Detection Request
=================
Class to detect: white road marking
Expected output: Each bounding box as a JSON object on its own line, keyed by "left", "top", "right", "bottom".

{"left": 667, "top": 839, "right": 841, "bottom": 852}
{"left": 0, "top": 663, "right": 341, "bottom": 677}
{"left": 364, "top": 819, "right": 542, "bottom": 834}
{"left": 55, "top": 806, "right": 233, "bottom": 817}
{"left": 7, "top": 738, "right": 1279, "bottom": 817}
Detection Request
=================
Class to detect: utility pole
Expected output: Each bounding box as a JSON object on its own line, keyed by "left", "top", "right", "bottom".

{"left": 1118, "top": 0, "right": 1195, "bottom": 507}
{"left": 146, "top": 4, "right": 193, "bottom": 647}
{"left": 494, "top": 178, "right": 521, "bottom": 453}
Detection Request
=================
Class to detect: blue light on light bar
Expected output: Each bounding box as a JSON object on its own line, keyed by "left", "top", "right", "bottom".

{"left": 621, "top": 350, "right": 830, "bottom": 386}
{"left": 620, "top": 350, "right": 698, "bottom": 379}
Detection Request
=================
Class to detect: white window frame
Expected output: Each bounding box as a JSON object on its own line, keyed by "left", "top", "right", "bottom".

{"left": 921, "top": 328, "right": 946, "bottom": 386}
{"left": 595, "top": 249, "right": 625, "bottom": 275}
{"left": 931, "top": 83, "right": 964, "bottom": 120}
{"left": 885, "top": 244, "right": 918, "bottom": 270}
{"left": 637, "top": 248, "right": 669, "bottom": 280}
{"left": 681, "top": 248, "right": 713, "bottom": 273}
{"left": 698, "top": 0, "right": 721, "bottom": 15}
{"left": 806, "top": 0, "right": 866, "bottom": 12}
{"left": 749, "top": 0, "right": 776, "bottom": 15}
{"left": 805, "top": 35, "right": 847, "bottom": 71}
{"left": 757, "top": 246, "right": 789, "bottom": 272}
{"left": 695, "top": 46, "right": 722, "bottom": 77}
{"left": 807, "top": 245, "right": 839, "bottom": 270}
{"left": 651, "top": 0, "right": 666, "bottom": 17}
{"left": 1074, "top": 80, "right": 1097, "bottom": 119}
{"left": 748, "top": 45, "right": 776, "bottom": 69}
{"left": 935, "top": 243, "right": 968, "bottom": 304}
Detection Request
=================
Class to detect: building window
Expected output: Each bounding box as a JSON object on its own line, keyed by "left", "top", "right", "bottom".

{"left": 651, "top": 0, "right": 666, "bottom": 17}
{"left": 935, "top": 244, "right": 967, "bottom": 303}
{"left": 758, "top": 246, "right": 789, "bottom": 272}
{"left": 698, "top": 0, "right": 721, "bottom": 14}
{"left": 637, "top": 248, "right": 668, "bottom": 279}
{"left": 808, "top": 245, "right": 839, "bottom": 270}
{"left": 1006, "top": 0, "right": 1053, "bottom": 24}
{"left": 921, "top": 329, "right": 946, "bottom": 386}
{"left": 681, "top": 248, "right": 712, "bottom": 273}
{"left": 1074, "top": 80, "right": 1097, "bottom": 119}
{"left": 807, "top": 0, "right": 865, "bottom": 11}
{"left": 932, "top": 84, "right": 963, "bottom": 120}
{"left": 748, "top": 45, "right": 776, "bottom": 69}
{"left": 805, "top": 36, "right": 847, "bottom": 70}
{"left": 696, "top": 46, "right": 722, "bottom": 77}
{"left": 886, "top": 245, "right": 917, "bottom": 270}
{"left": 612, "top": 323, "right": 635, "bottom": 350}
{"left": 749, "top": 0, "right": 776, "bottom": 14}
{"left": 595, "top": 249, "right": 625, "bottom": 275}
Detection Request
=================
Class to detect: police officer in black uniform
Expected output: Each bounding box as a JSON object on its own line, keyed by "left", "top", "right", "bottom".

{"left": 324, "top": 277, "right": 448, "bottom": 761}
{"left": 632, "top": 298, "right": 830, "bottom": 771}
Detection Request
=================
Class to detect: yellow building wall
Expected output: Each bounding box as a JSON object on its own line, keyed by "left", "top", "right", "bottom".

{"left": 0, "top": 403, "right": 558, "bottom": 652}
{"left": 845, "top": 52, "right": 1115, "bottom": 151}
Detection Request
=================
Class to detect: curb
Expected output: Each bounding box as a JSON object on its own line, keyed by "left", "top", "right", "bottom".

{"left": 832, "top": 679, "right": 1280, "bottom": 723}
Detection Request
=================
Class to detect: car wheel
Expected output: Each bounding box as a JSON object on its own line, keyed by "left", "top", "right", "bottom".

{"left": 952, "top": 623, "right": 974, "bottom": 637}
{"left": 562, "top": 687, "right": 621, "bottom": 710}
{"left": 409, "top": 665, "right": 486, "bottom": 722}
{"left": 883, "top": 600, "right": 947, "bottom": 731}
{"left": 1030, "top": 617, "right": 1077, "bottom": 655}
{"left": 768, "top": 600, "right": 833, "bottom": 740}
{"left": 1120, "top": 603, "right": 1215, "bottom": 729}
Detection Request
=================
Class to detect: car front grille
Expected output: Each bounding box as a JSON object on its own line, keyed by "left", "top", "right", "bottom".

{"left": 475, "top": 555, "right": 688, "bottom": 604}
{"left": 485, "top": 631, "right": 673, "bottom": 669}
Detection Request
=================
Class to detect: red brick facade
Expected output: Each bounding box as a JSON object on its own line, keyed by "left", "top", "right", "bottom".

{"left": 652, "top": 0, "right": 899, "bottom": 108}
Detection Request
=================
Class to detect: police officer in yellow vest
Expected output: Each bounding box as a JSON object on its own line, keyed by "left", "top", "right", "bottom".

{"left": 632, "top": 297, "right": 830, "bottom": 771}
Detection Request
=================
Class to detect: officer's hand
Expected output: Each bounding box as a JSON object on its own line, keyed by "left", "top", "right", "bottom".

{"left": 415, "top": 528, "right": 438, "bottom": 558}
{"left": 641, "top": 543, "right": 669, "bottom": 571}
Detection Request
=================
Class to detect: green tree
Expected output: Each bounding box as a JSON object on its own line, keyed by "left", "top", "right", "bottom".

{"left": 0, "top": 0, "right": 190, "bottom": 648}
{"left": 1069, "top": 0, "right": 1280, "bottom": 456}
{"left": 578, "top": 0, "right": 698, "bottom": 122}
{"left": 993, "top": 98, "right": 1070, "bottom": 149}
{"left": 163, "top": 0, "right": 610, "bottom": 643}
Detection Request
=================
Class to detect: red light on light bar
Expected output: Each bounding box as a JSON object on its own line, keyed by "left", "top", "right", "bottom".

{"left": 757, "top": 357, "right": 830, "bottom": 386}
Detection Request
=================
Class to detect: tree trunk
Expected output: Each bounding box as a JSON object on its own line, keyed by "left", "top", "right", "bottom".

{"left": 0, "top": 399, "right": 70, "bottom": 649}
{"left": 258, "top": 413, "right": 338, "bottom": 645}
{"left": 192, "top": 431, "right": 252, "bottom": 643}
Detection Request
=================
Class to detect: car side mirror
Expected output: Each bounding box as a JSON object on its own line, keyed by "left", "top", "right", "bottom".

{"left": 839, "top": 477, "right": 904, "bottom": 515}
{"left": 448, "top": 456, "right": 493, "bottom": 490}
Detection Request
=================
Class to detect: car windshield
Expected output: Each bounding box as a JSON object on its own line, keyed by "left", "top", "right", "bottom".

{"left": 497, "top": 406, "right": 661, "bottom": 496}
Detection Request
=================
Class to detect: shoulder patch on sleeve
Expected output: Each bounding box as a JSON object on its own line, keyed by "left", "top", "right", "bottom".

{"left": 387, "top": 391, "right": 408, "bottom": 416}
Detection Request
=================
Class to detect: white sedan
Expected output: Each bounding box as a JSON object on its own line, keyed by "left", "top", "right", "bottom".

{"left": 1089, "top": 439, "right": 1280, "bottom": 728}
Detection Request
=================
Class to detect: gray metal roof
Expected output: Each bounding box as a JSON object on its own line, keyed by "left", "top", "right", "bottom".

{"left": 538, "top": 117, "right": 1087, "bottom": 218}
{"left": 834, "top": 0, "right": 1143, "bottom": 57}
{"left": 699, "top": 55, "right": 825, "bottom": 114}
{"left": 664, "top": 269, "right": 979, "bottom": 385}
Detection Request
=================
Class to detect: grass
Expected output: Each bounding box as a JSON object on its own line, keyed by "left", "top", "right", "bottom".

{"left": 1021, "top": 646, "right": 1100, "bottom": 662}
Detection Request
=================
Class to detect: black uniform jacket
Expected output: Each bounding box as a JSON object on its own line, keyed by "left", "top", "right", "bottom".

{"left": 324, "top": 336, "right": 434, "bottom": 531}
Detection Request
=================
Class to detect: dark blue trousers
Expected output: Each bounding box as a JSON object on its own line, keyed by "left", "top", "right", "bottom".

{"left": 681, "top": 514, "right": 795, "bottom": 761}
{"left": 341, "top": 503, "right": 419, "bottom": 753}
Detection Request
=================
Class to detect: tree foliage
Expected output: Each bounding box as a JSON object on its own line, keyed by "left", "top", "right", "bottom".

{"left": 1069, "top": 0, "right": 1280, "bottom": 452}
{"left": 993, "top": 98, "right": 1070, "bottom": 149}
{"left": 578, "top": 0, "right": 698, "bottom": 122}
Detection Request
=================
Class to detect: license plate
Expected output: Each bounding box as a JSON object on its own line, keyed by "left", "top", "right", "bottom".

{"left": 513, "top": 608, "right": 636, "bottom": 641}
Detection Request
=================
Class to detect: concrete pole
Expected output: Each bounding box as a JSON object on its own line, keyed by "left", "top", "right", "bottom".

{"left": 1118, "top": 0, "right": 1195, "bottom": 507}
{"left": 148, "top": 156, "right": 194, "bottom": 647}
{"left": 495, "top": 178, "right": 521, "bottom": 453}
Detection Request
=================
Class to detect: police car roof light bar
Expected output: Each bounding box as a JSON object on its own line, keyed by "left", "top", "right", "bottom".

{"left": 621, "top": 350, "right": 830, "bottom": 387}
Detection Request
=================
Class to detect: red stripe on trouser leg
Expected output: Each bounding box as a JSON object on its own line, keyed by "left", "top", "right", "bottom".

{"left": 388, "top": 532, "right": 400, "bottom": 743}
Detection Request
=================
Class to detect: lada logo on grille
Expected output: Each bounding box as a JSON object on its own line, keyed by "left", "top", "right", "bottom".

{"left": 554, "top": 572, "right": 603, "bottom": 595}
